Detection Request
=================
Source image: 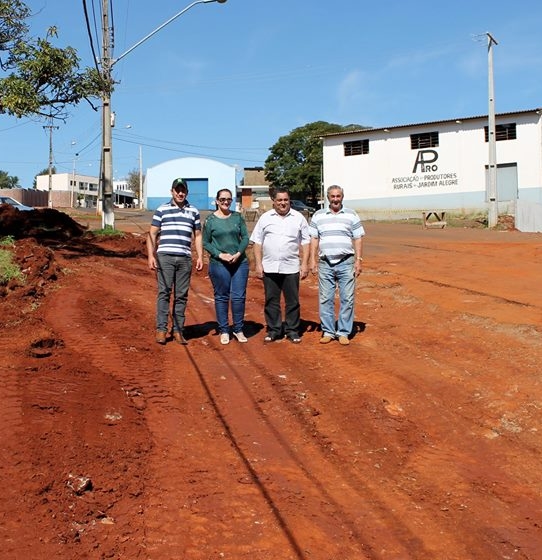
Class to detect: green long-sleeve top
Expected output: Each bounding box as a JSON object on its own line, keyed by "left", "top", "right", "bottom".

{"left": 202, "top": 212, "right": 249, "bottom": 263}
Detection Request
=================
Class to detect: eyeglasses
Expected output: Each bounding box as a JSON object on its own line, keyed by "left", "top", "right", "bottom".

{"left": 218, "top": 197, "right": 232, "bottom": 203}
{"left": 173, "top": 187, "right": 187, "bottom": 193}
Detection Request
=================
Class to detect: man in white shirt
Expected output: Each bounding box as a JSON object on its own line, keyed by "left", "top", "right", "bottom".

{"left": 250, "top": 188, "right": 310, "bottom": 343}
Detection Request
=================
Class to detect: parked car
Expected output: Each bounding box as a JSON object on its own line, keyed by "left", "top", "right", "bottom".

{"left": 0, "top": 196, "right": 34, "bottom": 211}
{"left": 290, "top": 199, "right": 315, "bottom": 215}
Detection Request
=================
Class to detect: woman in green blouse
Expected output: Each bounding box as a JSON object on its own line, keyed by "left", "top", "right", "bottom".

{"left": 202, "top": 189, "right": 250, "bottom": 345}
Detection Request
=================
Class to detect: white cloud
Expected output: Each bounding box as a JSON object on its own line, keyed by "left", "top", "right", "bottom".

{"left": 337, "top": 69, "right": 365, "bottom": 111}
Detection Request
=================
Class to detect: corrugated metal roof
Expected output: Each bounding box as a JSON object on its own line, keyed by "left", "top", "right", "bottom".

{"left": 321, "top": 108, "right": 542, "bottom": 138}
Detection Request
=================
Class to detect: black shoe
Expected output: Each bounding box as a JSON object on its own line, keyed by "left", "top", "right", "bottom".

{"left": 287, "top": 335, "right": 301, "bottom": 344}
{"left": 264, "top": 334, "right": 280, "bottom": 343}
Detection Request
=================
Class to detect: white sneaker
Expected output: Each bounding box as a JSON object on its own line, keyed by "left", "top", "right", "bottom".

{"left": 233, "top": 331, "right": 248, "bottom": 343}
{"left": 220, "top": 333, "right": 230, "bottom": 345}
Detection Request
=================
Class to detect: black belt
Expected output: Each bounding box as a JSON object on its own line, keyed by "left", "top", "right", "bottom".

{"left": 321, "top": 254, "right": 354, "bottom": 266}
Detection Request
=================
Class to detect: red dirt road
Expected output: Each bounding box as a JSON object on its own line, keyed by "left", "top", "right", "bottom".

{"left": 1, "top": 211, "right": 542, "bottom": 559}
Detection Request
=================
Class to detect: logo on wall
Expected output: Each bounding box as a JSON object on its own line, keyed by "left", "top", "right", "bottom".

{"left": 413, "top": 150, "right": 439, "bottom": 173}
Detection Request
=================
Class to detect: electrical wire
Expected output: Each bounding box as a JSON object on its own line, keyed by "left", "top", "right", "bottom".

{"left": 81, "top": 0, "right": 101, "bottom": 73}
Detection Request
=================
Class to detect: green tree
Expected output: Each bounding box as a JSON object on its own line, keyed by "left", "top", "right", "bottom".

{"left": 265, "top": 121, "right": 367, "bottom": 203}
{"left": 0, "top": 169, "right": 20, "bottom": 188}
{"left": 0, "top": 1, "right": 103, "bottom": 119}
{"left": 126, "top": 168, "right": 145, "bottom": 201}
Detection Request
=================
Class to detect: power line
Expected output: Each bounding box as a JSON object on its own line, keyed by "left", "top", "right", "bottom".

{"left": 81, "top": 0, "right": 100, "bottom": 72}
{"left": 112, "top": 135, "right": 265, "bottom": 164}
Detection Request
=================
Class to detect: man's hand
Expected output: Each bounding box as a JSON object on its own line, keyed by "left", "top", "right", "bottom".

{"left": 354, "top": 260, "right": 363, "bottom": 277}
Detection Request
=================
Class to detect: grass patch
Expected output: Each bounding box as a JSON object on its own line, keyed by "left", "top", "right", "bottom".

{"left": 91, "top": 227, "right": 125, "bottom": 236}
{"left": 0, "top": 235, "right": 16, "bottom": 247}
{"left": 0, "top": 248, "right": 25, "bottom": 285}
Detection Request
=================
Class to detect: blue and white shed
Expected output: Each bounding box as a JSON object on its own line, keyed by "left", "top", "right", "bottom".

{"left": 144, "top": 156, "right": 236, "bottom": 211}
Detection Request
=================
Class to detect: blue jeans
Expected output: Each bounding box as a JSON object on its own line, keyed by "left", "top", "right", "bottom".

{"left": 208, "top": 259, "right": 249, "bottom": 334}
{"left": 318, "top": 256, "right": 355, "bottom": 338}
{"left": 156, "top": 253, "right": 192, "bottom": 334}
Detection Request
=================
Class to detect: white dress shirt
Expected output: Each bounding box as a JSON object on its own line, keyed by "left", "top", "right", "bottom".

{"left": 250, "top": 208, "right": 310, "bottom": 273}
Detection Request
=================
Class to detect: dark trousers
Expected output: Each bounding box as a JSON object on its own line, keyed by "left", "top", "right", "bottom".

{"left": 263, "top": 272, "right": 300, "bottom": 338}
{"left": 156, "top": 253, "right": 192, "bottom": 334}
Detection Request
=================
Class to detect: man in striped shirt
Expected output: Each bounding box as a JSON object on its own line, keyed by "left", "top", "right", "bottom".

{"left": 309, "top": 185, "right": 365, "bottom": 346}
{"left": 147, "top": 178, "right": 203, "bottom": 345}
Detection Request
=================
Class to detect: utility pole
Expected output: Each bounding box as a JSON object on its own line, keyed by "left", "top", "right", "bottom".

{"left": 72, "top": 149, "right": 79, "bottom": 208}
{"left": 43, "top": 118, "right": 59, "bottom": 208}
{"left": 487, "top": 32, "right": 498, "bottom": 228}
{"left": 138, "top": 145, "right": 144, "bottom": 210}
{"left": 101, "top": 0, "right": 114, "bottom": 228}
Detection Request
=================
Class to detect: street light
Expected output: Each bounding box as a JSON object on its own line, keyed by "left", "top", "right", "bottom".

{"left": 100, "top": 0, "right": 228, "bottom": 229}
{"left": 71, "top": 141, "right": 78, "bottom": 208}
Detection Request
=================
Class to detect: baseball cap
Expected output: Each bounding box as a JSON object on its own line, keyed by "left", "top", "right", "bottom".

{"left": 171, "top": 178, "right": 188, "bottom": 192}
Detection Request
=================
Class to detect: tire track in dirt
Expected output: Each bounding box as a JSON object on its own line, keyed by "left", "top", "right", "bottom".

{"left": 178, "top": 278, "right": 437, "bottom": 559}
{"left": 43, "top": 258, "right": 302, "bottom": 558}
{"left": 10, "top": 223, "right": 542, "bottom": 560}
{"left": 340, "top": 262, "right": 542, "bottom": 559}
{"left": 0, "top": 333, "right": 42, "bottom": 558}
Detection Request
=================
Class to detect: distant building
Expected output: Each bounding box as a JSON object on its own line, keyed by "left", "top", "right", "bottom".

{"left": 36, "top": 173, "right": 99, "bottom": 208}
{"left": 35, "top": 173, "right": 136, "bottom": 208}
{"left": 322, "top": 108, "right": 542, "bottom": 231}
{"left": 240, "top": 167, "right": 271, "bottom": 209}
{"left": 144, "top": 156, "right": 236, "bottom": 211}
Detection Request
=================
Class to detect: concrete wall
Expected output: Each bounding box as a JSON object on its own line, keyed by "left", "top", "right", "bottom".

{"left": 516, "top": 200, "right": 542, "bottom": 232}
{"left": 2, "top": 188, "right": 48, "bottom": 207}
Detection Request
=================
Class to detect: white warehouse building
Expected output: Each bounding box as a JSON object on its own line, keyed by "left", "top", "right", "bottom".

{"left": 322, "top": 108, "right": 542, "bottom": 231}
{"left": 144, "top": 156, "right": 236, "bottom": 211}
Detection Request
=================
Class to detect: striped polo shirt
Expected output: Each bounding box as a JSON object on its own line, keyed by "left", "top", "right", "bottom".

{"left": 151, "top": 200, "right": 201, "bottom": 257}
{"left": 309, "top": 206, "right": 365, "bottom": 264}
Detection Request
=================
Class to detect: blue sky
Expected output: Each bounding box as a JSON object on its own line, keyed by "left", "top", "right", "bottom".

{"left": 2, "top": 0, "right": 542, "bottom": 188}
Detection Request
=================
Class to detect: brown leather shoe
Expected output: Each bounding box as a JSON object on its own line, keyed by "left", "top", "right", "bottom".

{"left": 173, "top": 332, "right": 188, "bottom": 345}
{"left": 338, "top": 336, "right": 350, "bottom": 346}
{"left": 156, "top": 331, "right": 167, "bottom": 344}
{"left": 319, "top": 335, "right": 333, "bottom": 344}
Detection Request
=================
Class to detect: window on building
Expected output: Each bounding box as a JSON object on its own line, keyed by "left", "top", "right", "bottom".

{"left": 344, "top": 139, "right": 369, "bottom": 156}
{"left": 410, "top": 131, "right": 439, "bottom": 149}
{"left": 484, "top": 123, "right": 517, "bottom": 142}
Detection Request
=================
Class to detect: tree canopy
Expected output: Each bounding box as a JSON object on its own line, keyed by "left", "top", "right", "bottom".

{"left": 126, "top": 168, "right": 145, "bottom": 201}
{"left": 0, "top": 0, "right": 103, "bottom": 119}
{"left": 264, "top": 121, "right": 366, "bottom": 204}
{"left": 0, "top": 169, "right": 20, "bottom": 188}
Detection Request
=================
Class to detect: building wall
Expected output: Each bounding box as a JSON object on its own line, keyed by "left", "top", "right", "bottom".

{"left": 243, "top": 167, "right": 269, "bottom": 186}
{"left": 145, "top": 157, "right": 236, "bottom": 211}
{"left": 323, "top": 109, "right": 542, "bottom": 218}
{"left": 36, "top": 173, "right": 100, "bottom": 208}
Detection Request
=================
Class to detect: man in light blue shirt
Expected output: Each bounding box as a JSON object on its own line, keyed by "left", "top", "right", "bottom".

{"left": 250, "top": 187, "right": 310, "bottom": 343}
{"left": 309, "top": 185, "right": 365, "bottom": 345}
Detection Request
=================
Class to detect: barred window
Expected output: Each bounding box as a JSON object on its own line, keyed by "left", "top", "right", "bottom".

{"left": 344, "top": 139, "right": 369, "bottom": 156}
{"left": 410, "top": 131, "right": 439, "bottom": 149}
{"left": 484, "top": 123, "right": 517, "bottom": 142}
